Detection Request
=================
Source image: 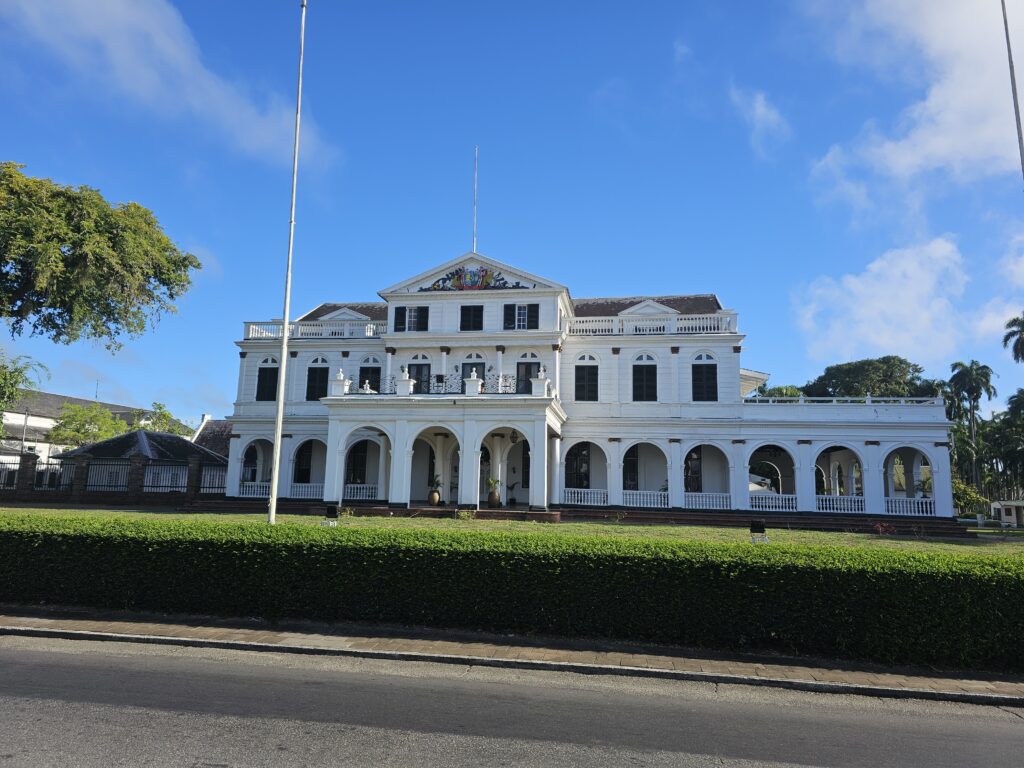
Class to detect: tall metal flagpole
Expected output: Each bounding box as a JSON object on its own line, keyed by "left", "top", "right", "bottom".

{"left": 268, "top": 0, "right": 308, "bottom": 524}
{"left": 472, "top": 145, "right": 478, "bottom": 252}
{"left": 1002, "top": 0, "right": 1024, "bottom": 185}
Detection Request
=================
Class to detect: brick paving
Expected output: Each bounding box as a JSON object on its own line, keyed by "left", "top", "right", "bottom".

{"left": 1, "top": 606, "right": 1022, "bottom": 704}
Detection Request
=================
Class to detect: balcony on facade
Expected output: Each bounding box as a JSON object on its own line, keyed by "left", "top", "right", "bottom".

{"left": 244, "top": 320, "right": 388, "bottom": 340}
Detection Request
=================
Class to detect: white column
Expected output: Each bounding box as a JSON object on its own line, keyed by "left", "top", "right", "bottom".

{"left": 236, "top": 354, "right": 247, "bottom": 402}
{"left": 550, "top": 436, "right": 562, "bottom": 506}
{"left": 496, "top": 348, "right": 504, "bottom": 387}
{"left": 433, "top": 435, "right": 447, "bottom": 505}
{"left": 225, "top": 439, "right": 242, "bottom": 497}
{"left": 931, "top": 447, "right": 954, "bottom": 517}
{"left": 730, "top": 442, "right": 750, "bottom": 511}
{"left": 491, "top": 435, "right": 504, "bottom": 503}
{"left": 606, "top": 440, "right": 623, "bottom": 507}
{"left": 376, "top": 440, "right": 388, "bottom": 501}
{"left": 668, "top": 441, "right": 684, "bottom": 508}
{"left": 323, "top": 421, "right": 342, "bottom": 503}
{"left": 460, "top": 451, "right": 482, "bottom": 507}
{"left": 385, "top": 351, "right": 393, "bottom": 391}
{"left": 861, "top": 444, "right": 884, "bottom": 514}
{"left": 795, "top": 442, "right": 815, "bottom": 512}
{"left": 277, "top": 435, "right": 295, "bottom": 499}
{"left": 553, "top": 346, "right": 562, "bottom": 399}
{"left": 529, "top": 420, "right": 549, "bottom": 509}
{"left": 669, "top": 351, "right": 679, "bottom": 403}
{"left": 387, "top": 421, "right": 409, "bottom": 506}
{"left": 610, "top": 351, "right": 620, "bottom": 403}
{"left": 440, "top": 348, "right": 449, "bottom": 387}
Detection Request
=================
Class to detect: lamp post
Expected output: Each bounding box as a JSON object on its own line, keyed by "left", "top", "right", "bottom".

{"left": 267, "top": 0, "right": 308, "bottom": 524}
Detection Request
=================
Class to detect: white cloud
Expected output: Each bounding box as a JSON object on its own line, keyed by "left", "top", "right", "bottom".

{"left": 809, "top": 0, "right": 1022, "bottom": 191}
{"left": 728, "top": 84, "right": 790, "bottom": 158}
{"left": 797, "top": 236, "right": 968, "bottom": 362}
{"left": 1001, "top": 234, "right": 1024, "bottom": 287}
{"left": 811, "top": 145, "right": 873, "bottom": 213}
{"left": 972, "top": 297, "right": 1021, "bottom": 340}
{"left": 0, "top": 0, "right": 335, "bottom": 166}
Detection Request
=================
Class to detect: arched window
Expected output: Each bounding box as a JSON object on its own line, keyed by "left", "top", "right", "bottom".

{"left": 632, "top": 353, "right": 657, "bottom": 402}
{"left": 294, "top": 441, "right": 313, "bottom": 483}
{"left": 575, "top": 354, "right": 598, "bottom": 402}
{"left": 306, "top": 356, "right": 329, "bottom": 401}
{"left": 256, "top": 357, "right": 279, "bottom": 401}
{"left": 462, "top": 353, "right": 485, "bottom": 385}
{"left": 358, "top": 355, "right": 381, "bottom": 392}
{"left": 692, "top": 352, "right": 718, "bottom": 402}
{"left": 520, "top": 352, "right": 539, "bottom": 359}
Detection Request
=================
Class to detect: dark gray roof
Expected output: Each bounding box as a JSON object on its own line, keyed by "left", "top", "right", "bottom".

{"left": 55, "top": 430, "right": 227, "bottom": 464}
{"left": 192, "top": 419, "right": 232, "bottom": 459}
{"left": 572, "top": 295, "right": 722, "bottom": 317}
{"left": 298, "top": 302, "right": 388, "bottom": 322}
{"left": 7, "top": 389, "right": 139, "bottom": 421}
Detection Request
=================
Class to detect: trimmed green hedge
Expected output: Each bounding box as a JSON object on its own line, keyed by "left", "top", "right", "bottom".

{"left": 1, "top": 514, "right": 1022, "bottom": 670}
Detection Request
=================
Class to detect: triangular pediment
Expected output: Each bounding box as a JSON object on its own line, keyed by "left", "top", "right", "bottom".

{"left": 379, "top": 252, "right": 565, "bottom": 295}
{"left": 617, "top": 299, "right": 679, "bottom": 316}
{"left": 319, "top": 306, "right": 370, "bottom": 321}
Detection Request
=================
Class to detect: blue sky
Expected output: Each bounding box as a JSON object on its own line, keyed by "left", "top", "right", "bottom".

{"left": 2, "top": 0, "right": 1024, "bottom": 422}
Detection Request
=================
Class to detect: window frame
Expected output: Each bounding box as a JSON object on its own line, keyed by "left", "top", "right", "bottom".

{"left": 460, "top": 305, "right": 484, "bottom": 332}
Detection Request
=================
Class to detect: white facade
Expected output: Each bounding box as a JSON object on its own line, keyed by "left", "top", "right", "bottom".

{"left": 226, "top": 253, "right": 954, "bottom": 517}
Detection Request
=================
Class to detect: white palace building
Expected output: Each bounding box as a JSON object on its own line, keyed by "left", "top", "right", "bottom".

{"left": 225, "top": 253, "right": 954, "bottom": 518}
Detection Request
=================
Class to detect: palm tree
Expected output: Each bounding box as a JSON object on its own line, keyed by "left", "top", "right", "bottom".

{"left": 1003, "top": 312, "right": 1024, "bottom": 363}
{"left": 949, "top": 360, "right": 998, "bottom": 490}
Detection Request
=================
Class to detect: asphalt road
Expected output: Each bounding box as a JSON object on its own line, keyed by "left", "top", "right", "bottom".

{"left": 0, "top": 636, "right": 1020, "bottom": 767}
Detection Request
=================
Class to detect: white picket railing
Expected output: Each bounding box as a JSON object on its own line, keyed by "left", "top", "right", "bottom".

{"left": 244, "top": 320, "right": 388, "bottom": 340}
{"left": 622, "top": 490, "right": 669, "bottom": 508}
{"left": 885, "top": 497, "right": 936, "bottom": 516}
{"left": 290, "top": 482, "right": 324, "bottom": 499}
{"left": 343, "top": 483, "right": 378, "bottom": 500}
{"left": 816, "top": 495, "right": 866, "bottom": 513}
{"left": 562, "top": 488, "right": 609, "bottom": 506}
{"left": 684, "top": 492, "right": 732, "bottom": 510}
{"left": 239, "top": 482, "right": 271, "bottom": 498}
{"left": 749, "top": 493, "right": 798, "bottom": 512}
{"left": 568, "top": 312, "right": 736, "bottom": 337}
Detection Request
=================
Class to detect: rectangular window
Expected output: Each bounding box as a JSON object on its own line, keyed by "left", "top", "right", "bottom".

{"left": 460, "top": 305, "right": 484, "bottom": 331}
{"left": 305, "top": 366, "right": 329, "bottom": 401}
{"left": 394, "top": 306, "right": 428, "bottom": 332}
{"left": 255, "top": 367, "right": 278, "bottom": 401}
{"left": 407, "top": 363, "right": 431, "bottom": 394}
{"left": 575, "top": 365, "right": 599, "bottom": 401}
{"left": 632, "top": 364, "right": 658, "bottom": 402}
{"left": 692, "top": 363, "right": 718, "bottom": 402}
{"left": 517, "top": 361, "right": 539, "bottom": 394}
{"left": 358, "top": 366, "right": 381, "bottom": 392}
{"left": 344, "top": 441, "right": 368, "bottom": 485}
{"left": 565, "top": 443, "right": 590, "bottom": 489}
{"left": 503, "top": 303, "right": 539, "bottom": 330}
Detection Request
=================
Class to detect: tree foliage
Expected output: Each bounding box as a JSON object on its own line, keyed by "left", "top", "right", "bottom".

{"left": 802, "top": 356, "right": 927, "bottom": 398}
{"left": 0, "top": 162, "right": 200, "bottom": 348}
{"left": 756, "top": 384, "right": 803, "bottom": 398}
{"left": 1003, "top": 311, "right": 1024, "bottom": 363}
{"left": 137, "top": 401, "right": 192, "bottom": 436}
{"left": 0, "top": 353, "right": 47, "bottom": 438}
{"left": 48, "top": 402, "right": 130, "bottom": 447}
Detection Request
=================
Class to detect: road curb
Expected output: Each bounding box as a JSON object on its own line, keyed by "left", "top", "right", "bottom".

{"left": 2, "top": 624, "right": 1020, "bottom": 708}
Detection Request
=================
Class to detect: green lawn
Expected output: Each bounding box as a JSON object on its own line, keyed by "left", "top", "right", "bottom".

{"left": 4, "top": 502, "right": 1024, "bottom": 555}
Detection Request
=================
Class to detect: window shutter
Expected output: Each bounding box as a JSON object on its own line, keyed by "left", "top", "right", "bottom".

{"left": 576, "top": 365, "right": 598, "bottom": 401}
{"left": 256, "top": 367, "right": 279, "bottom": 401}
{"left": 503, "top": 304, "right": 516, "bottom": 330}
{"left": 692, "top": 363, "right": 718, "bottom": 402}
{"left": 416, "top": 306, "right": 429, "bottom": 331}
{"left": 633, "top": 365, "right": 656, "bottom": 401}
{"left": 460, "top": 306, "right": 470, "bottom": 331}
{"left": 526, "top": 304, "right": 540, "bottom": 329}
{"left": 394, "top": 306, "right": 406, "bottom": 333}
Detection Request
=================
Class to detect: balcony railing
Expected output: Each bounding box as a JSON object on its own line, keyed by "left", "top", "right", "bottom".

{"left": 239, "top": 481, "right": 271, "bottom": 498}
{"left": 562, "top": 488, "right": 609, "bottom": 506}
{"left": 684, "top": 492, "right": 732, "bottom": 510}
{"left": 745, "top": 396, "right": 941, "bottom": 406}
{"left": 244, "top": 320, "right": 388, "bottom": 340}
{"left": 623, "top": 490, "right": 669, "bottom": 508}
{"left": 343, "top": 483, "right": 378, "bottom": 500}
{"left": 816, "top": 495, "right": 866, "bottom": 513}
{"left": 568, "top": 312, "right": 736, "bottom": 336}
{"left": 885, "top": 497, "right": 935, "bottom": 516}
{"left": 290, "top": 482, "right": 324, "bottom": 499}
{"left": 749, "top": 493, "right": 798, "bottom": 512}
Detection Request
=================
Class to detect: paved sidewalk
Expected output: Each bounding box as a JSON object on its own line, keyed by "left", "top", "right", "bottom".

{"left": 1, "top": 605, "right": 1022, "bottom": 707}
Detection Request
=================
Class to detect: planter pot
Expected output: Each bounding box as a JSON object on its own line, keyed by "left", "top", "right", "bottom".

{"left": 488, "top": 490, "right": 501, "bottom": 508}
{"left": 427, "top": 489, "right": 441, "bottom": 506}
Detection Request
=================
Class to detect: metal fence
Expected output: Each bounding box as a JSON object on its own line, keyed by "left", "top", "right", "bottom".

{"left": 0, "top": 456, "right": 20, "bottom": 488}
{"left": 86, "top": 460, "right": 131, "bottom": 492}
{"left": 142, "top": 462, "right": 188, "bottom": 493}
{"left": 200, "top": 464, "right": 227, "bottom": 494}
{"left": 34, "top": 460, "right": 73, "bottom": 491}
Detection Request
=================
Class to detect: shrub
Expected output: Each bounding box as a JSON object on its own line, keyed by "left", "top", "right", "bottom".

{"left": 0, "top": 514, "right": 1021, "bottom": 670}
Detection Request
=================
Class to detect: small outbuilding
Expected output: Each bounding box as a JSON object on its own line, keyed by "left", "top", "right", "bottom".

{"left": 990, "top": 501, "right": 1024, "bottom": 528}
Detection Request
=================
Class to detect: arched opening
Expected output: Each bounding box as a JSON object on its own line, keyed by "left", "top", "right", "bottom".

{"left": 814, "top": 445, "right": 865, "bottom": 512}
{"left": 478, "top": 427, "right": 530, "bottom": 506}
{"left": 409, "top": 427, "right": 460, "bottom": 505}
{"left": 290, "top": 439, "right": 327, "bottom": 499}
{"left": 748, "top": 444, "right": 797, "bottom": 512}
{"left": 240, "top": 439, "right": 273, "bottom": 497}
{"left": 883, "top": 447, "right": 935, "bottom": 515}
{"left": 563, "top": 441, "right": 609, "bottom": 505}
{"left": 342, "top": 429, "right": 389, "bottom": 502}
{"left": 623, "top": 442, "right": 668, "bottom": 508}
{"left": 682, "top": 444, "right": 731, "bottom": 509}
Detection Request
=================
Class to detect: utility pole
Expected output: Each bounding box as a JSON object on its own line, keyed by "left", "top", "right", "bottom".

{"left": 1001, "top": 0, "right": 1024, "bottom": 184}
{"left": 268, "top": 0, "right": 308, "bottom": 524}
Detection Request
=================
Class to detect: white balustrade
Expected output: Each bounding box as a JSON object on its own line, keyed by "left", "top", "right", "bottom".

{"left": 239, "top": 482, "right": 271, "bottom": 498}
{"left": 343, "top": 483, "right": 378, "bottom": 501}
{"left": 622, "top": 490, "right": 669, "bottom": 509}
{"left": 683, "top": 492, "right": 732, "bottom": 510}
{"left": 567, "top": 313, "right": 736, "bottom": 336}
{"left": 749, "top": 493, "right": 798, "bottom": 512}
{"left": 885, "top": 497, "right": 935, "bottom": 516}
{"left": 244, "top": 320, "right": 387, "bottom": 340}
{"left": 290, "top": 482, "right": 324, "bottom": 499}
{"left": 562, "top": 488, "right": 609, "bottom": 506}
{"left": 816, "top": 495, "right": 866, "bottom": 513}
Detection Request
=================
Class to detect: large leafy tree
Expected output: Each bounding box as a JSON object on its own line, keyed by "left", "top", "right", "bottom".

{"left": 0, "top": 353, "right": 47, "bottom": 438}
{"left": 135, "top": 402, "right": 193, "bottom": 436}
{"left": 1004, "top": 311, "right": 1024, "bottom": 363}
{"left": 802, "top": 356, "right": 926, "bottom": 398}
{"left": 949, "top": 360, "right": 997, "bottom": 490}
{"left": 48, "top": 402, "right": 131, "bottom": 447}
{"left": 0, "top": 162, "right": 200, "bottom": 348}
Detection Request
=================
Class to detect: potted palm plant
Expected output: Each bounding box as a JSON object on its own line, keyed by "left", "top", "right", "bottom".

{"left": 427, "top": 474, "right": 442, "bottom": 506}
{"left": 486, "top": 477, "right": 501, "bottom": 508}
{"left": 506, "top": 481, "right": 519, "bottom": 507}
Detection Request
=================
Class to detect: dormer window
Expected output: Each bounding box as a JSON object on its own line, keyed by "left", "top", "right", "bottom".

{"left": 503, "top": 303, "right": 539, "bottom": 330}
{"left": 256, "top": 357, "right": 279, "bottom": 401}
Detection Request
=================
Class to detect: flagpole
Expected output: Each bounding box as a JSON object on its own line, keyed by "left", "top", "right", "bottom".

{"left": 1001, "top": 0, "right": 1024, "bottom": 185}
{"left": 268, "top": 0, "right": 308, "bottom": 524}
